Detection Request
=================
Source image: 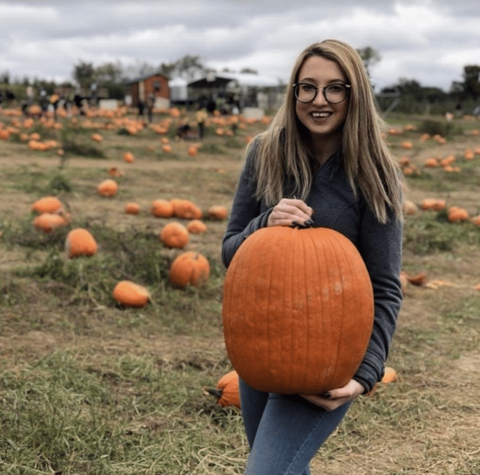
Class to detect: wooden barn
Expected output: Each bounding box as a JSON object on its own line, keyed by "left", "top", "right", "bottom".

{"left": 127, "top": 73, "right": 170, "bottom": 108}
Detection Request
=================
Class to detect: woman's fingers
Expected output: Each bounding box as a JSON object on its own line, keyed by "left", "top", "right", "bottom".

{"left": 267, "top": 199, "right": 314, "bottom": 227}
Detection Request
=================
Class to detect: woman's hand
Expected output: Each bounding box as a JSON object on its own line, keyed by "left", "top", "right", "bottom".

{"left": 267, "top": 198, "right": 314, "bottom": 227}
{"left": 300, "top": 379, "right": 365, "bottom": 411}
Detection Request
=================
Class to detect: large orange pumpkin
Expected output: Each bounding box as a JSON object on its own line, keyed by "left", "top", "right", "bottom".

{"left": 151, "top": 199, "right": 174, "bottom": 218}
{"left": 222, "top": 226, "right": 374, "bottom": 395}
{"left": 169, "top": 251, "right": 210, "bottom": 289}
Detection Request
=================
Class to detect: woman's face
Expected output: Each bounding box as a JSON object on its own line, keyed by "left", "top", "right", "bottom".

{"left": 294, "top": 55, "right": 349, "bottom": 144}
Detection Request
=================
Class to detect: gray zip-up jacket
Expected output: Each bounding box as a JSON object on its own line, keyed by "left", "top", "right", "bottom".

{"left": 222, "top": 141, "right": 403, "bottom": 393}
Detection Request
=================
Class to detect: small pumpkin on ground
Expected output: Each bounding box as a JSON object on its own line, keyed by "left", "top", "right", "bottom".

{"left": 207, "top": 370, "right": 241, "bottom": 409}
{"left": 171, "top": 199, "right": 202, "bottom": 219}
{"left": 382, "top": 367, "right": 398, "bottom": 383}
{"left": 448, "top": 206, "right": 469, "bottom": 223}
{"left": 65, "top": 228, "right": 98, "bottom": 258}
{"left": 125, "top": 202, "right": 141, "bottom": 214}
{"left": 33, "top": 213, "right": 68, "bottom": 233}
{"left": 159, "top": 222, "right": 189, "bottom": 249}
{"left": 98, "top": 179, "right": 118, "bottom": 197}
{"left": 123, "top": 152, "right": 134, "bottom": 163}
{"left": 186, "top": 219, "right": 207, "bottom": 234}
{"left": 113, "top": 281, "right": 150, "bottom": 308}
{"left": 151, "top": 199, "right": 174, "bottom": 218}
{"left": 91, "top": 133, "right": 103, "bottom": 143}
{"left": 208, "top": 205, "right": 228, "bottom": 220}
{"left": 169, "top": 251, "right": 210, "bottom": 289}
{"left": 32, "top": 196, "right": 63, "bottom": 214}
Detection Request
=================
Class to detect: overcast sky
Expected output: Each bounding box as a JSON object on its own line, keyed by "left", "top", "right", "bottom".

{"left": 1, "top": 0, "right": 479, "bottom": 92}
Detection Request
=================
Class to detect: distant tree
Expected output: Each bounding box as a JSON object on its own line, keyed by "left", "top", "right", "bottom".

{"left": 450, "top": 65, "right": 480, "bottom": 100}
{"left": 356, "top": 46, "right": 381, "bottom": 73}
{"left": 462, "top": 65, "right": 480, "bottom": 100}
{"left": 159, "top": 55, "right": 207, "bottom": 81}
{"left": 0, "top": 70, "right": 10, "bottom": 84}
{"left": 72, "top": 61, "right": 95, "bottom": 88}
{"left": 240, "top": 67, "right": 258, "bottom": 74}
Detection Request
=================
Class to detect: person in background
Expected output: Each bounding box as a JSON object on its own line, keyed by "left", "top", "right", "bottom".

{"left": 221, "top": 39, "right": 404, "bottom": 475}
{"left": 146, "top": 92, "right": 156, "bottom": 123}
{"left": 195, "top": 107, "right": 208, "bottom": 139}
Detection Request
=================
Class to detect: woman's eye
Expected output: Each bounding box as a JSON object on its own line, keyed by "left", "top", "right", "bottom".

{"left": 328, "top": 85, "right": 344, "bottom": 93}
{"left": 301, "top": 84, "right": 315, "bottom": 91}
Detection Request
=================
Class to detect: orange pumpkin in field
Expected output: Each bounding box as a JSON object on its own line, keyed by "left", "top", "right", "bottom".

{"left": 123, "top": 152, "right": 134, "bottom": 163}
{"left": 222, "top": 226, "right": 374, "bottom": 395}
{"left": 186, "top": 219, "right": 207, "bottom": 234}
{"left": 91, "top": 133, "right": 103, "bottom": 143}
{"left": 65, "top": 228, "right": 98, "bottom": 258}
{"left": 208, "top": 205, "right": 228, "bottom": 220}
{"left": 113, "top": 281, "right": 150, "bottom": 308}
{"left": 169, "top": 251, "right": 210, "bottom": 289}
{"left": 98, "top": 179, "right": 118, "bottom": 197}
{"left": 33, "top": 213, "right": 68, "bottom": 233}
{"left": 151, "top": 199, "right": 174, "bottom": 218}
{"left": 207, "top": 370, "right": 241, "bottom": 409}
{"left": 171, "top": 199, "right": 202, "bottom": 219}
{"left": 32, "top": 196, "right": 63, "bottom": 214}
{"left": 187, "top": 145, "right": 198, "bottom": 156}
{"left": 125, "top": 202, "right": 141, "bottom": 215}
{"left": 448, "top": 206, "right": 469, "bottom": 223}
{"left": 159, "top": 222, "right": 189, "bottom": 249}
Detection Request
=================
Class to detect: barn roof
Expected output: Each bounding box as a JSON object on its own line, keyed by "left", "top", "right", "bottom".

{"left": 188, "top": 72, "right": 282, "bottom": 89}
{"left": 126, "top": 72, "right": 169, "bottom": 84}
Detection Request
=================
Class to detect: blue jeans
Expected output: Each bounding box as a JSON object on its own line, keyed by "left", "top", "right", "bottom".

{"left": 240, "top": 378, "right": 352, "bottom": 475}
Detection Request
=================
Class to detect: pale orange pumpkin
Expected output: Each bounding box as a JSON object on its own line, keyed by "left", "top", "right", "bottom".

{"left": 123, "top": 152, "right": 134, "bottom": 163}
{"left": 98, "top": 179, "right": 118, "bottom": 197}
{"left": 151, "top": 199, "right": 174, "bottom": 218}
{"left": 125, "top": 202, "right": 141, "bottom": 214}
{"left": 91, "top": 133, "right": 103, "bottom": 143}
{"left": 222, "top": 226, "right": 374, "bottom": 395}
{"left": 65, "top": 228, "right": 98, "bottom": 258}
{"left": 171, "top": 199, "right": 202, "bottom": 219}
{"left": 159, "top": 222, "right": 189, "bottom": 249}
{"left": 187, "top": 145, "right": 198, "bottom": 156}
{"left": 208, "top": 205, "right": 228, "bottom": 220}
{"left": 186, "top": 219, "right": 207, "bottom": 234}
{"left": 32, "top": 196, "right": 63, "bottom": 214}
{"left": 448, "top": 206, "right": 469, "bottom": 223}
{"left": 402, "top": 200, "right": 418, "bottom": 216}
{"left": 382, "top": 367, "right": 398, "bottom": 383}
{"left": 33, "top": 213, "right": 67, "bottom": 233}
{"left": 169, "top": 251, "right": 210, "bottom": 289}
{"left": 113, "top": 281, "right": 150, "bottom": 307}
{"left": 421, "top": 198, "right": 446, "bottom": 211}
{"left": 207, "top": 370, "right": 241, "bottom": 409}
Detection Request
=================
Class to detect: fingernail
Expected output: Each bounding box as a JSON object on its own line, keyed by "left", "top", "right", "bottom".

{"left": 291, "top": 221, "right": 299, "bottom": 228}
{"left": 320, "top": 392, "right": 331, "bottom": 399}
{"left": 305, "top": 219, "right": 314, "bottom": 226}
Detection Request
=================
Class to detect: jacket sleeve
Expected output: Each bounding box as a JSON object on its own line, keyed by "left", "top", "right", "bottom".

{"left": 222, "top": 141, "right": 274, "bottom": 268}
{"left": 353, "top": 204, "right": 403, "bottom": 393}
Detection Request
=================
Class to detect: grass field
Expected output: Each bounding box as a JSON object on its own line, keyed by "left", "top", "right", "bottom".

{"left": 0, "top": 106, "right": 479, "bottom": 474}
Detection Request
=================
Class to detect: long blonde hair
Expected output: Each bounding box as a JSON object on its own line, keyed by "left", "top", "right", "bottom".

{"left": 251, "top": 39, "right": 403, "bottom": 223}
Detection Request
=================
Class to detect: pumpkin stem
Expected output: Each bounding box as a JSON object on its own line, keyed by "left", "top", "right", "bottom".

{"left": 206, "top": 388, "right": 223, "bottom": 399}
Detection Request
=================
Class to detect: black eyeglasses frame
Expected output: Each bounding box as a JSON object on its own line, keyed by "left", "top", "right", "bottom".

{"left": 292, "top": 82, "right": 351, "bottom": 104}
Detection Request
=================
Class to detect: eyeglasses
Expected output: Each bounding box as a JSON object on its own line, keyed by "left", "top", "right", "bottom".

{"left": 292, "top": 83, "right": 351, "bottom": 104}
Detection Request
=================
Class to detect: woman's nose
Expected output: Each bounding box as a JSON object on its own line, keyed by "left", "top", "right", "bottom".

{"left": 312, "top": 89, "right": 328, "bottom": 106}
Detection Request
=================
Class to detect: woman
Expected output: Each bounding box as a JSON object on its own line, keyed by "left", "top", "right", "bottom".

{"left": 221, "top": 39, "right": 404, "bottom": 474}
